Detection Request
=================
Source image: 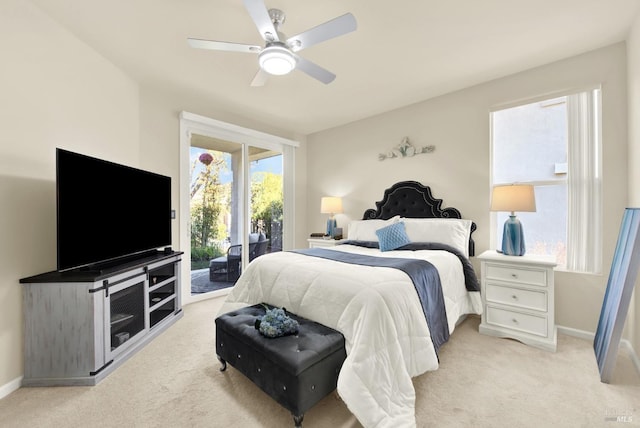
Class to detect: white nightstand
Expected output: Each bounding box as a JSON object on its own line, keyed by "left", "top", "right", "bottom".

{"left": 478, "top": 250, "right": 557, "bottom": 352}
{"left": 307, "top": 238, "right": 347, "bottom": 248}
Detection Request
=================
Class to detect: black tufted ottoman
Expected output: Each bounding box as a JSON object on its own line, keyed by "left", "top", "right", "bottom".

{"left": 215, "top": 304, "right": 347, "bottom": 427}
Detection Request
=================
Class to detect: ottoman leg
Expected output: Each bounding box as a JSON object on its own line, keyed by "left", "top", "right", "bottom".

{"left": 293, "top": 414, "right": 304, "bottom": 427}
{"left": 217, "top": 355, "right": 227, "bottom": 372}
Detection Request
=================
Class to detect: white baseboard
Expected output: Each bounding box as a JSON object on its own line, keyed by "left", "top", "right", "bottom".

{"left": 557, "top": 324, "right": 640, "bottom": 376}
{"left": 620, "top": 339, "right": 640, "bottom": 376}
{"left": 557, "top": 325, "right": 595, "bottom": 341}
{"left": 0, "top": 376, "right": 22, "bottom": 400}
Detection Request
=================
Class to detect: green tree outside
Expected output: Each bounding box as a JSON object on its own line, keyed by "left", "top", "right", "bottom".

{"left": 190, "top": 151, "right": 283, "bottom": 271}
{"left": 190, "top": 151, "right": 227, "bottom": 269}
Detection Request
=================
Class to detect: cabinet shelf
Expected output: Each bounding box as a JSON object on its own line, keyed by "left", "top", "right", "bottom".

{"left": 149, "top": 291, "right": 173, "bottom": 304}
{"left": 150, "top": 307, "right": 175, "bottom": 328}
{"left": 110, "top": 313, "right": 134, "bottom": 327}
{"left": 149, "top": 276, "right": 176, "bottom": 294}
{"left": 149, "top": 293, "right": 176, "bottom": 312}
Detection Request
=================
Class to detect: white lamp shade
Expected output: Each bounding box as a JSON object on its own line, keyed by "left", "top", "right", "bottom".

{"left": 320, "top": 197, "right": 343, "bottom": 214}
{"left": 491, "top": 184, "right": 536, "bottom": 213}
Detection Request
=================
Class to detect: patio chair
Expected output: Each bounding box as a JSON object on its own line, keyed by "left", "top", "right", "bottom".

{"left": 209, "top": 233, "right": 269, "bottom": 282}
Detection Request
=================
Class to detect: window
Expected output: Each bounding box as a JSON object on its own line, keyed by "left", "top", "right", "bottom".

{"left": 491, "top": 88, "right": 601, "bottom": 273}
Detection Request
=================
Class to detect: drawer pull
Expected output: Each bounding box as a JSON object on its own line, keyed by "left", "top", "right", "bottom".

{"left": 511, "top": 273, "right": 518, "bottom": 278}
{"left": 511, "top": 294, "right": 518, "bottom": 300}
{"left": 512, "top": 318, "right": 519, "bottom": 324}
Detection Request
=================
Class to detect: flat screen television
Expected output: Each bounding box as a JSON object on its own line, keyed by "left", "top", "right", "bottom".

{"left": 56, "top": 148, "right": 172, "bottom": 272}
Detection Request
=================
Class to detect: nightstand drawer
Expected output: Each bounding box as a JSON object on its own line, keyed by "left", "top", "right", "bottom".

{"left": 485, "top": 306, "right": 547, "bottom": 337}
{"left": 485, "top": 283, "right": 547, "bottom": 312}
{"left": 485, "top": 264, "right": 547, "bottom": 287}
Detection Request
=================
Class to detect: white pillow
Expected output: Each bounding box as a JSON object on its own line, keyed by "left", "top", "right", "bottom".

{"left": 347, "top": 216, "right": 400, "bottom": 242}
{"left": 401, "top": 218, "right": 472, "bottom": 258}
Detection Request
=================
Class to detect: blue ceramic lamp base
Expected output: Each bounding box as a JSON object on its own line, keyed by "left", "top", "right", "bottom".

{"left": 326, "top": 217, "right": 337, "bottom": 237}
{"left": 501, "top": 214, "right": 526, "bottom": 256}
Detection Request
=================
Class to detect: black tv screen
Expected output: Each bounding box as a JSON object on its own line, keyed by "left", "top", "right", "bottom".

{"left": 56, "top": 148, "right": 172, "bottom": 271}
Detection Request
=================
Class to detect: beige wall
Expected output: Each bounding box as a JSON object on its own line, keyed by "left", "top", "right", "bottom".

{"left": 0, "top": 1, "right": 140, "bottom": 388}
{"left": 627, "top": 14, "right": 640, "bottom": 356}
{"left": 308, "top": 43, "right": 630, "bottom": 337}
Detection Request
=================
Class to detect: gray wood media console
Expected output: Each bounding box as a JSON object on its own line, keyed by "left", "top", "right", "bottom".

{"left": 20, "top": 251, "right": 183, "bottom": 386}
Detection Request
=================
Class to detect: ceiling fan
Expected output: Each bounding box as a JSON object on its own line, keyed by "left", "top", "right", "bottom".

{"left": 188, "top": 0, "right": 357, "bottom": 86}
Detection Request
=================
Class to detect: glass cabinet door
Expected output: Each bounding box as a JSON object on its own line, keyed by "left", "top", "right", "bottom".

{"left": 105, "top": 273, "right": 147, "bottom": 361}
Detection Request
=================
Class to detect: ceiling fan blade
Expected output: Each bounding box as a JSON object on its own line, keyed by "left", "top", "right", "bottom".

{"left": 242, "top": 0, "right": 279, "bottom": 42}
{"left": 250, "top": 68, "right": 269, "bottom": 87}
{"left": 187, "top": 38, "right": 261, "bottom": 54}
{"left": 294, "top": 55, "right": 336, "bottom": 84}
{"left": 287, "top": 13, "right": 357, "bottom": 52}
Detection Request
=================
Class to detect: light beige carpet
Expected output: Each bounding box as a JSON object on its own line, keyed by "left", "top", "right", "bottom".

{"left": 1, "top": 297, "right": 638, "bottom": 428}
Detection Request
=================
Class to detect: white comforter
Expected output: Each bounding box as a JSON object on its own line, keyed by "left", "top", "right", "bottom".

{"left": 218, "top": 244, "right": 482, "bottom": 427}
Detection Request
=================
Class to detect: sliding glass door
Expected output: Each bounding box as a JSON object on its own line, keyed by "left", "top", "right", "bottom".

{"left": 249, "top": 149, "right": 283, "bottom": 253}
{"left": 179, "top": 112, "right": 297, "bottom": 303}
{"left": 188, "top": 137, "right": 243, "bottom": 294}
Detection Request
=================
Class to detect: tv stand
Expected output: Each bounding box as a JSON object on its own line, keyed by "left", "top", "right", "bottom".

{"left": 20, "top": 251, "right": 183, "bottom": 386}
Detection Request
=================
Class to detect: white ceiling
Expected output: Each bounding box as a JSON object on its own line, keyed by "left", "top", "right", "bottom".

{"left": 32, "top": 0, "right": 640, "bottom": 135}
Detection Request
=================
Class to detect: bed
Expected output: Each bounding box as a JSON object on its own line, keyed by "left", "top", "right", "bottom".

{"left": 218, "top": 181, "right": 483, "bottom": 428}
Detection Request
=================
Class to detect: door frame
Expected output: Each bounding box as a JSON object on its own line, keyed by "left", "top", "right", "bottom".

{"left": 179, "top": 112, "right": 299, "bottom": 305}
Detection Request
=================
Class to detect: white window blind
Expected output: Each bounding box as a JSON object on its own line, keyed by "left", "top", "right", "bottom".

{"left": 566, "top": 90, "right": 602, "bottom": 274}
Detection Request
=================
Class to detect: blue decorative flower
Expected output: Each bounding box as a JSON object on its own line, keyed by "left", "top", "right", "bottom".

{"left": 255, "top": 306, "right": 299, "bottom": 338}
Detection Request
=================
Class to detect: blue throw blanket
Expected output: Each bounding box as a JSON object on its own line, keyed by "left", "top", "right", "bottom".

{"left": 341, "top": 240, "right": 481, "bottom": 292}
{"left": 290, "top": 247, "right": 450, "bottom": 354}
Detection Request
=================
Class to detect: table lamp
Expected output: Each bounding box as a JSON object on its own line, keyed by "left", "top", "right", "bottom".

{"left": 490, "top": 184, "right": 536, "bottom": 256}
{"left": 320, "top": 197, "right": 343, "bottom": 238}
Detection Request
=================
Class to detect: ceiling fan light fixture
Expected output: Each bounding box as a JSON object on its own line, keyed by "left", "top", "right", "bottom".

{"left": 258, "top": 45, "right": 296, "bottom": 75}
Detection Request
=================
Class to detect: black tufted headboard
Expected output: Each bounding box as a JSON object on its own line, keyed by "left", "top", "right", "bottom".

{"left": 362, "top": 181, "right": 476, "bottom": 256}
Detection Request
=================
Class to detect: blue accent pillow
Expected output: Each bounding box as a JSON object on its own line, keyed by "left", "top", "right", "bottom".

{"left": 376, "top": 222, "right": 411, "bottom": 252}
